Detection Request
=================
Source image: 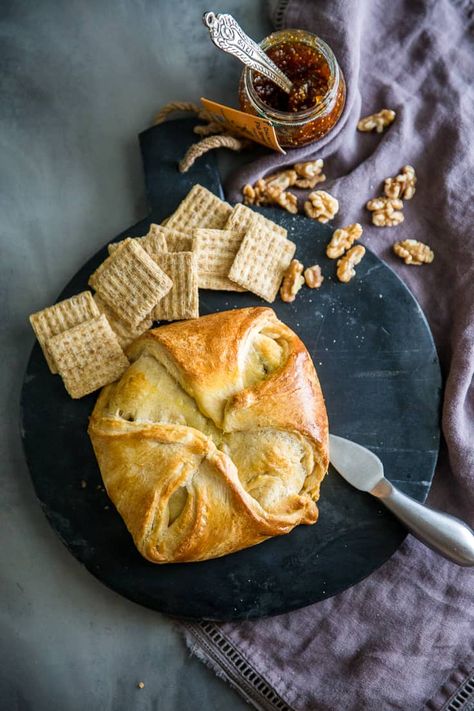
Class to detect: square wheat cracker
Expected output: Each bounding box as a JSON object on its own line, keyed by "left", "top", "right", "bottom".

{"left": 93, "top": 294, "right": 152, "bottom": 349}
{"left": 108, "top": 224, "right": 168, "bottom": 256}
{"left": 89, "top": 239, "right": 172, "bottom": 327}
{"left": 165, "top": 184, "right": 232, "bottom": 231}
{"left": 48, "top": 314, "right": 129, "bottom": 399}
{"left": 195, "top": 228, "right": 245, "bottom": 291}
{"left": 225, "top": 203, "right": 287, "bottom": 240}
{"left": 151, "top": 252, "right": 199, "bottom": 321}
{"left": 29, "top": 291, "right": 100, "bottom": 373}
{"left": 228, "top": 224, "right": 296, "bottom": 302}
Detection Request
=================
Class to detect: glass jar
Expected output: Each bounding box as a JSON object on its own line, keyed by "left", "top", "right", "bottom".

{"left": 239, "top": 29, "right": 346, "bottom": 149}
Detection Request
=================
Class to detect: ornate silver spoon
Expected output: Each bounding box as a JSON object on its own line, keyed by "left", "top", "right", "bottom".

{"left": 202, "top": 11, "right": 293, "bottom": 94}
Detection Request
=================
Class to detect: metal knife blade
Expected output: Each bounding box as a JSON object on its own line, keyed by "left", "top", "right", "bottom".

{"left": 329, "top": 434, "right": 385, "bottom": 492}
{"left": 328, "top": 433, "right": 474, "bottom": 566}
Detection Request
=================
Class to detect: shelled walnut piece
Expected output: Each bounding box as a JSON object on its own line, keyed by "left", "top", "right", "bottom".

{"left": 304, "top": 265, "right": 324, "bottom": 289}
{"left": 242, "top": 159, "right": 327, "bottom": 213}
{"left": 337, "top": 245, "right": 366, "bottom": 283}
{"left": 393, "top": 240, "right": 434, "bottom": 265}
{"left": 280, "top": 259, "right": 305, "bottom": 303}
{"left": 366, "top": 196, "right": 404, "bottom": 227}
{"left": 357, "top": 109, "right": 396, "bottom": 133}
{"left": 243, "top": 170, "right": 298, "bottom": 214}
{"left": 293, "top": 159, "right": 326, "bottom": 188}
{"left": 384, "top": 165, "right": 417, "bottom": 200}
{"left": 304, "top": 190, "right": 339, "bottom": 223}
{"left": 265, "top": 170, "right": 298, "bottom": 196}
{"left": 326, "top": 223, "right": 363, "bottom": 259}
{"left": 275, "top": 190, "right": 298, "bottom": 214}
{"left": 242, "top": 179, "right": 267, "bottom": 207}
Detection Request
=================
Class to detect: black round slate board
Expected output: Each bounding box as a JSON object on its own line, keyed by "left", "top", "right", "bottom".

{"left": 20, "top": 119, "right": 442, "bottom": 621}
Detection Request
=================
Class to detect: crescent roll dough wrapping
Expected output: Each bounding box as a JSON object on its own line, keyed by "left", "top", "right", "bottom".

{"left": 88, "top": 307, "right": 329, "bottom": 563}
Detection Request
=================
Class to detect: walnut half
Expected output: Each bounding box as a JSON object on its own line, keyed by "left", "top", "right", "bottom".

{"left": 366, "top": 196, "right": 404, "bottom": 227}
{"left": 265, "top": 169, "right": 298, "bottom": 195}
{"left": 243, "top": 179, "right": 267, "bottom": 206}
{"left": 243, "top": 170, "right": 298, "bottom": 214}
{"left": 293, "top": 159, "right": 326, "bottom": 189}
{"left": 304, "top": 265, "right": 324, "bottom": 289}
{"left": 241, "top": 160, "right": 327, "bottom": 213}
{"left": 280, "top": 259, "right": 305, "bottom": 302}
{"left": 384, "top": 165, "right": 417, "bottom": 200}
{"left": 304, "top": 190, "right": 339, "bottom": 223}
{"left": 357, "top": 109, "right": 396, "bottom": 133}
{"left": 274, "top": 190, "right": 298, "bottom": 214}
{"left": 336, "top": 245, "right": 366, "bottom": 283}
{"left": 393, "top": 240, "right": 434, "bottom": 265}
{"left": 326, "top": 223, "right": 363, "bottom": 259}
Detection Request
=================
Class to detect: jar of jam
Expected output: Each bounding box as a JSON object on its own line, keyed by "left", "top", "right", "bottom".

{"left": 239, "top": 29, "right": 346, "bottom": 149}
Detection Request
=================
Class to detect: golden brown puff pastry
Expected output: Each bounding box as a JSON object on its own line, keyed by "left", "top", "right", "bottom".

{"left": 88, "top": 307, "right": 329, "bottom": 563}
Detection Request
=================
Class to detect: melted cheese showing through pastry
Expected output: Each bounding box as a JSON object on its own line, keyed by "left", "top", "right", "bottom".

{"left": 241, "top": 329, "right": 287, "bottom": 388}
{"left": 168, "top": 486, "right": 188, "bottom": 525}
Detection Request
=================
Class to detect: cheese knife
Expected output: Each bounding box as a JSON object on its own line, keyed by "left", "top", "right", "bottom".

{"left": 329, "top": 434, "right": 474, "bottom": 566}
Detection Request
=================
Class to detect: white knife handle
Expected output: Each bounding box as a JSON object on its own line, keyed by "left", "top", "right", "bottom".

{"left": 372, "top": 480, "right": 474, "bottom": 566}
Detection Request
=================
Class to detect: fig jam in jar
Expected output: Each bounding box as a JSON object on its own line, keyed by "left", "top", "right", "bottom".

{"left": 239, "top": 29, "right": 345, "bottom": 148}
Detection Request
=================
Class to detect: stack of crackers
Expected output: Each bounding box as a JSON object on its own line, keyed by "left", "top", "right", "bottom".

{"left": 29, "top": 184, "right": 296, "bottom": 399}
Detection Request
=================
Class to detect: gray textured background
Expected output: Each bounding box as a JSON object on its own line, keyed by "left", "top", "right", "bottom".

{"left": 0, "top": 1, "right": 272, "bottom": 709}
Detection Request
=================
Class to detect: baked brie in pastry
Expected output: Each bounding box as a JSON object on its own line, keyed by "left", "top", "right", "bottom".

{"left": 88, "top": 307, "right": 329, "bottom": 563}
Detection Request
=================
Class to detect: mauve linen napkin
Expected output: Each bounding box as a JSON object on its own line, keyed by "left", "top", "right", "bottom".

{"left": 184, "top": 1, "right": 474, "bottom": 709}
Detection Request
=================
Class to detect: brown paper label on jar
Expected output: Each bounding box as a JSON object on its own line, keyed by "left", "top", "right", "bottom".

{"left": 200, "top": 98, "right": 286, "bottom": 154}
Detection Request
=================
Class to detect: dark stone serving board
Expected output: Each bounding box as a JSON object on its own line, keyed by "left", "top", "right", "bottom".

{"left": 20, "top": 119, "right": 442, "bottom": 621}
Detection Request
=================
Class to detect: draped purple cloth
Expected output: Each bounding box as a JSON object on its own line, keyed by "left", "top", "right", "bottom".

{"left": 184, "top": 1, "right": 474, "bottom": 709}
